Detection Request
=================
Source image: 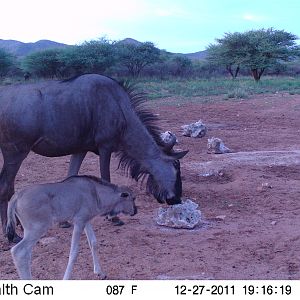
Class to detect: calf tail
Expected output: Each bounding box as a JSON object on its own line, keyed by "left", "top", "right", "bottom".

{"left": 6, "top": 196, "right": 17, "bottom": 242}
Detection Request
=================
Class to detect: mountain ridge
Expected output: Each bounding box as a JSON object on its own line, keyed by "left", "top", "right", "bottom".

{"left": 0, "top": 38, "right": 207, "bottom": 60}
{"left": 0, "top": 39, "right": 69, "bottom": 57}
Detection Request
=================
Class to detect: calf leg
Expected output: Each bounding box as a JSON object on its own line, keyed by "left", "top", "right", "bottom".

{"left": 11, "top": 225, "right": 47, "bottom": 279}
{"left": 63, "top": 223, "right": 84, "bottom": 280}
{"left": 11, "top": 239, "right": 34, "bottom": 279}
{"left": 84, "top": 222, "right": 106, "bottom": 279}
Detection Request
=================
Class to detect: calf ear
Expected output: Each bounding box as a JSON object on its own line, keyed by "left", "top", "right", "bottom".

{"left": 120, "top": 192, "right": 129, "bottom": 198}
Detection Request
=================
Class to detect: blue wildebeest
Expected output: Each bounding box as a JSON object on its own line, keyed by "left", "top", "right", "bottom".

{"left": 7, "top": 175, "right": 137, "bottom": 279}
{"left": 0, "top": 74, "right": 188, "bottom": 240}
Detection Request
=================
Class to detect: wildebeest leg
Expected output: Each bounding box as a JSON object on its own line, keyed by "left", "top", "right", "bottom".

{"left": 99, "top": 147, "right": 112, "bottom": 182}
{"left": 99, "top": 147, "right": 125, "bottom": 226}
{"left": 67, "top": 152, "right": 87, "bottom": 176}
{"left": 63, "top": 223, "right": 84, "bottom": 280}
{"left": 0, "top": 148, "right": 29, "bottom": 236}
{"left": 84, "top": 222, "right": 106, "bottom": 279}
{"left": 60, "top": 152, "right": 87, "bottom": 229}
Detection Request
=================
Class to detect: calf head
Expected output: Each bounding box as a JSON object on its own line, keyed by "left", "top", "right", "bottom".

{"left": 112, "top": 187, "right": 137, "bottom": 216}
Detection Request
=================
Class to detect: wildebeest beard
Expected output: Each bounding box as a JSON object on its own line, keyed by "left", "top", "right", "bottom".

{"left": 146, "top": 160, "right": 182, "bottom": 205}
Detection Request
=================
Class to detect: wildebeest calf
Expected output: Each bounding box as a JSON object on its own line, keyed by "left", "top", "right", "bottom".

{"left": 6, "top": 175, "right": 137, "bottom": 280}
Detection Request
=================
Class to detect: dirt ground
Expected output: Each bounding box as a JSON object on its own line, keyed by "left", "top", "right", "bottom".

{"left": 1, "top": 92, "right": 300, "bottom": 280}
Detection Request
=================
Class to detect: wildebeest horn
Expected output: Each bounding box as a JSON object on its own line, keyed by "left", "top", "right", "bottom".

{"left": 162, "top": 150, "right": 189, "bottom": 160}
{"left": 169, "top": 150, "right": 189, "bottom": 160}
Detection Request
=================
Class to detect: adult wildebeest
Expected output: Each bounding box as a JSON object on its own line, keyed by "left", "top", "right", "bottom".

{"left": 7, "top": 175, "right": 137, "bottom": 279}
{"left": 0, "top": 74, "right": 188, "bottom": 240}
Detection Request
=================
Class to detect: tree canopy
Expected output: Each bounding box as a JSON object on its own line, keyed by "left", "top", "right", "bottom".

{"left": 207, "top": 28, "right": 300, "bottom": 81}
{"left": 23, "top": 49, "right": 63, "bottom": 78}
{"left": 0, "top": 48, "right": 15, "bottom": 78}
{"left": 60, "top": 39, "right": 116, "bottom": 76}
{"left": 116, "top": 42, "right": 161, "bottom": 77}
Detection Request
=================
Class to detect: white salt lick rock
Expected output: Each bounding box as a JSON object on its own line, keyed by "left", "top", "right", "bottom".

{"left": 156, "top": 199, "right": 202, "bottom": 229}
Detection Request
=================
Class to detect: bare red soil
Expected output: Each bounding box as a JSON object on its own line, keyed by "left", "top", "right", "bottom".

{"left": 1, "top": 93, "right": 300, "bottom": 280}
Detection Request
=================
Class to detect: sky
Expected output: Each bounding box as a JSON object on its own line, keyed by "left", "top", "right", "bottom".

{"left": 1, "top": 0, "right": 300, "bottom": 53}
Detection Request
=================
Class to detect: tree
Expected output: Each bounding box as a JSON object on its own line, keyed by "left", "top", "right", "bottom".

{"left": 23, "top": 49, "right": 64, "bottom": 78}
{"left": 207, "top": 32, "right": 247, "bottom": 79}
{"left": 0, "top": 48, "right": 15, "bottom": 78}
{"left": 242, "top": 29, "right": 299, "bottom": 81}
{"left": 116, "top": 42, "right": 161, "bottom": 77}
{"left": 207, "top": 28, "right": 300, "bottom": 81}
{"left": 22, "top": 38, "right": 117, "bottom": 79}
{"left": 171, "top": 56, "right": 193, "bottom": 77}
{"left": 59, "top": 38, "right": 116, "bottom": 77}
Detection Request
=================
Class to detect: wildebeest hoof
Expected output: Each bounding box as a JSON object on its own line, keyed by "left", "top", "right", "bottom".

{"left": 110, "top": 216, "right": 125, "bottom": 226}
{"left": 59, "top": 221, "right": 72, "bottom": 228}
{"left": 12, "top": 234, "right": 22, "bottom": 244}
{"left": 97, "top": 273, "right": 107, "bottom": 280}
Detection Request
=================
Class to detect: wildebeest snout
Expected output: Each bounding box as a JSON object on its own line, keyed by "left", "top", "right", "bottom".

{"left": 166, "top": 197, "right": 182, "bottom": 205}
{"left": 131, "top": 204, "right": 138, "bottom": 216}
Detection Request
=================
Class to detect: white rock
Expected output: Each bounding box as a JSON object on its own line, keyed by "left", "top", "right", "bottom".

{"left": 214, "top": 215, "right": 226, "bottom": 221}
{"left": 160, "top": 131, "right": 178, "bottom": 151}
{"left": 207, "top": 137, "right": 232, "bottom": 154}
{"left": 181, "top": 120, "right": 207, "bottom": 138}
{"left": 39, "top": 237, "right": 57, "bottom": 245}
{"left": 156, "top": 199, "right": 202, "bottom": 229}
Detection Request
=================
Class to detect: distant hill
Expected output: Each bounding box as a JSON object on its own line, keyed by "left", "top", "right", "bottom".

{"left": 119, "top": 38, "right": 207, "bottom": 60}
{"left": 0, "top": 39, "right": 69, "bottom": 57}
{"left": 117, "top": 38, "right": 142, "bottom": 46}
{"left": 183, "top": 50, "right": 207, "bottom": 60}
{"left": 0, "top": 37, "right": 206, "bottom": 60}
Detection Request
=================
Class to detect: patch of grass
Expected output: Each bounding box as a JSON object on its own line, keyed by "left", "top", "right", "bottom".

{"left": 225, "top": 87, "right": 250, "bottom": 99}
{"left": 136, "top": 76, "right": 300, "bottom": 101}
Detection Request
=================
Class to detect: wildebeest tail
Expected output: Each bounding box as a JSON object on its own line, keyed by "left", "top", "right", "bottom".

{"left": 6, "top": 196, "right": 17, "bottom": 242}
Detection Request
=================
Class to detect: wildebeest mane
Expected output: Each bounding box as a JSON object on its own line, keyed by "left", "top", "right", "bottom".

{"left": 116, "top": 80, "right": 166, "bottom": 183}
{"left": 119, "top": 80, "right": 164, "bottom": 147}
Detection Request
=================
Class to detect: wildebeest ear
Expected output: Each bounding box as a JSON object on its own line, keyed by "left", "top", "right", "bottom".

{"left": 168, "top": 150, "right": 189, "bottom": 160}
{"left": 120, "top": 192, "right": 129, "bottom": 198}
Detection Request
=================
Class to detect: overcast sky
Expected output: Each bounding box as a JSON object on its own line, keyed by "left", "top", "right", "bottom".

{"left": 1, "top": 0, "right": 299, "bottom": 53}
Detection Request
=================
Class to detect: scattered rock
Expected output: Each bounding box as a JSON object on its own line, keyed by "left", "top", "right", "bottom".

{"left": 39, "top": 237, "right": 58, "bottom": 245}
{"left": 160, "top": 131, "right": 178, "bottom": 151}
{"left": 156, "top": 273, "right": 214, "bottom": 280}
{"left": 214, "top": 215, "right": 226, "bottom": 221}
{"left": 257, "top": 182, "right": 273, "bottom": 192}
{"left": 200, "top": 169, "right": 225, "bottom": 178}
{"left": 156, "top": 199, "right": 202, "bottom": 229}
{"left": 181, "top": 120, "right": 207, "bottom": 138}
{"left": 262, "top": 182, "right": 273, "bottom": 189}
{"left": 271, "top": 221, "right": 277, "bottom": 226}
{"left": 207, "top": 137, "right": 232, "bottom": 154}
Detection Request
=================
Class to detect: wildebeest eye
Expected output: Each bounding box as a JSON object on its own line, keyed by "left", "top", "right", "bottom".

{"left": 120, "top": 192, "right": 129, "bottom": 198}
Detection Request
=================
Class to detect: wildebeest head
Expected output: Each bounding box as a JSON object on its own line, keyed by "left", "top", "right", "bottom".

{"left": 146, "top": 150, "right": 188, "bottom": 205}
{"left": 117, "top": 80, "right": 188, "bottom": 206}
